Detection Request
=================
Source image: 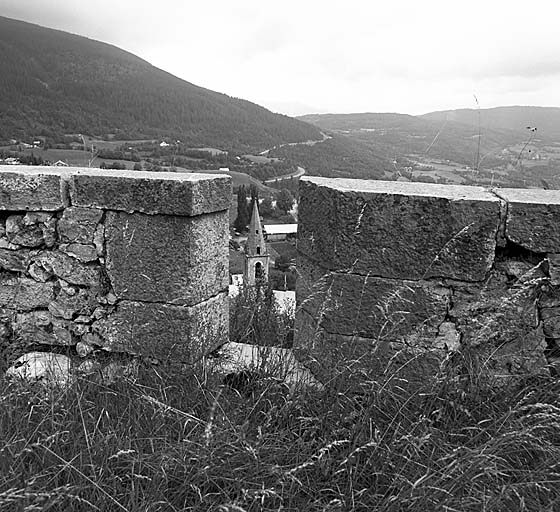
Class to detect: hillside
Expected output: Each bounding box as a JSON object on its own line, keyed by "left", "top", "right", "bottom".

{"left": 0, "top": 16, "right": 321, "bottom": 152}
{"left": 422, "top": 106, "right": 560, "bottom": 141}
{"left": 268, "top": 134, "right": 393, "bottom": 180}
{"left": 298, "top": 111, "right": 535, "bottom": 169}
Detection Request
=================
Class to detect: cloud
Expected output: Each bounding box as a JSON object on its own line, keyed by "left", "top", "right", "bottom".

{"left": 2, "top": 0, "right": 560, "bottom": 114}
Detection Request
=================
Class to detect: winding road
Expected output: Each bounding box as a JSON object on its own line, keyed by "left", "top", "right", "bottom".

{"left": 259, "top": 131, "right": 331, "bottom": 184}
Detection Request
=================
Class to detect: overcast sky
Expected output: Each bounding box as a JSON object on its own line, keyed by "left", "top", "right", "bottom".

{"left": 2, "top": 0, "right": 559, "bottom": 116}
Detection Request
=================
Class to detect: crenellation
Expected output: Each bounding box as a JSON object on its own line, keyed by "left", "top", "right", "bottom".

{"left": 0, "top": 165, "right": 231, "bottom": 379}
{"left": 296, "top": 178, "right": 560, "bottom": 387}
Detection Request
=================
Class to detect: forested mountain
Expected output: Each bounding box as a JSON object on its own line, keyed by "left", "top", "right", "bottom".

{"left": 421, "top": 106, "right": 560, "bottom": 141}
{"left": 0, "top": 16, "right": 321, "bottom": 151}
{"left": 298, "top": 111, "right": 536, "bottom": 168}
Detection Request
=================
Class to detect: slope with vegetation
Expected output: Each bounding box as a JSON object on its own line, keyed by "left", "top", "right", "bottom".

{"left": 422, "top": 105, "right": 560, "bottom": 141}
{"left": 0, "top": 16, "right": 321, "bottom": 152}
{"left": 299, "top": 112, "right": 524, "bottom": 169}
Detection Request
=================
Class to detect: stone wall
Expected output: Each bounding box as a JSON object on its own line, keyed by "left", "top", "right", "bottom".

{"left": 295, "top": 177, "right": 560, "bottom": 387}
{"left": 0, "top": 166, "right": 230, "bottom": 376}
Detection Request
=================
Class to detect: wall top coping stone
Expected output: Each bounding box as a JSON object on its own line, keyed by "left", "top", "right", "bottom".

{"left": 0, "top": 166, "right": 231, "bottom": 216}
{"left": 301, "top": 177, "right": 500, "bottom": 202}
{"left": 494, "top": 188, "right": 560, "bottom": 205}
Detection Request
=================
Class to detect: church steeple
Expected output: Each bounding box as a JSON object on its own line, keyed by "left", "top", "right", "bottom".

{"left": 246, "top": 199, "right": 267, "bottom": 257}
{"left": 244, "top": 199, "right": 270, "bottom": 285}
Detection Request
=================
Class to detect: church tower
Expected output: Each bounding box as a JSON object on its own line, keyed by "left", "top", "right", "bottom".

{"left": 244, "top": 199, "right": 270, "bottom": 285}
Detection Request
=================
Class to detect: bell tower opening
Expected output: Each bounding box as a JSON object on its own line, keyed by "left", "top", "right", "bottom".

{"left": 255, "top": 262, "right": 263, "bottom": 280}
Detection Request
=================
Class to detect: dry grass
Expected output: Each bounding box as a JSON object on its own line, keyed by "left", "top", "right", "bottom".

{"left": 0, "top": 356, "right": 559, "bottom": 511}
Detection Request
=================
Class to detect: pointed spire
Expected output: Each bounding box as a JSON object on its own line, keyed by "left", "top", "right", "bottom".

{"left": 246, "top": 199, "right": 267, "bottom": 257}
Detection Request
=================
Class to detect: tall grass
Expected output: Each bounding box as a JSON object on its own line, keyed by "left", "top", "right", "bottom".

{"left": 1, "top": 354, "right": 559, "bottom": 511}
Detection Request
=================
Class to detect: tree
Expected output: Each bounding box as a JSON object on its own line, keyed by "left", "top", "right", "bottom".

{"left": 249, "top": 184, "right": 259, "bottom": 205}
{"left": 276, "top": 188, "right": 294, "bottom": 213}
{"left": 259, "top": 195, "right": 274, "bottom": 217}
{"left": 234, "top": 186, "right": 250, "bottom": 232}
{"left": 133, "top": 162, "right": 142, "bottom": 171}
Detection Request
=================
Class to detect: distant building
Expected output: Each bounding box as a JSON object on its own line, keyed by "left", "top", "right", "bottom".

{"left": 53, "top": 160, "right": 69, "bottom": 167}
{"left": 159, "top": 141, "right": 170, "bottom": 147}
{"left": 263, "top": 224, "right": 297, "bottom": 241}
{"left": 244, "top": 200, "right": 270, "bottom": 285}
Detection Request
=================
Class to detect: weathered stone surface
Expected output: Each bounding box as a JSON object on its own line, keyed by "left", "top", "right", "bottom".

{"left": 0, "top": 239, "right": 20, "bottom": 250}
{"left": 60, "top": 243, "right": 98, "bottom": 263}
{"left": 298, "top": 269, "right": 449, "bottom": 340}
{"left": 434, "top": 322, "right": 461, "bottom": 351}
{"left": 92, "top": 293, "right": 228, "bottom": 362}
{"left": 15, "top": 310, "right": 52, "bottom": 329}
{"left": 540, "top": 292, "right": 560, "bottom": 309}
{"left": 6, "top": 215, "right": 43, "bottom": 247}
{"left": 5, "top": 212, "right": 56, "bottom": 248}
{"left": 0, "top": 321, "right": 10, "bottom": 346}
{"left": 48, "top": 288, "right": 97, "bottom": 320}
{"left": 69, "top": 168, "right": 231, "bottom": 216}
{"left": 0, "top": 248, "right": 30, "bottom": 272}
{"left": 93, "top": 223, "right": 105, "bottom": 256}
{"left": 294, "top": 309, "right": 447, "bottom": 388}
{"left": 541, "top": 307, "right": 560, "bottom": 338}
{"left": 494, "top": 188, "right": 560, "bottom": 253}
{"left": 76, "top": 341, "right": 94, "bottom": 357}
{"left": 6, "top": 352, "right": 73, "bottom": 386}
{"left": 57, "top": 207, "right": 103, "bottom": 244}
{"left": 298, "top": 178, "right": 500, "bottom": 281}
{"left": 295, "top": 255, "right": 333, "bottom": 307}
{"left": 105, "top": 210, "right": 228, "bottom": 304}
{"left": 0, "top": 276, "right": 54, "bottom": 310}
{"left": 548, "top": 254, "right": 560, "bottom": 286}
{"left": 448, "top": 275, "right": 550, "bottom": 381}
{"left": 472, "top": 326, "right": 549, "bottom": 385}
{"left": 34, "top": 251, "right": 101, "bottom": 287}
{"left": 0, "top": 167, "right": 65, "bottom": 211}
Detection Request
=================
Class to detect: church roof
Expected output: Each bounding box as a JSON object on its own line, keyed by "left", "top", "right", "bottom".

{"left": 246, "top": 200, "right": 267, "bottom": 256}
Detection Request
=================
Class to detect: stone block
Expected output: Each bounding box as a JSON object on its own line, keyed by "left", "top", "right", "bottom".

{"left": 0, "top": 248, "right": 30, "bottom": 272}
{"left": 57, "top": 207, "right": 103, "bottom": 244}
{"left": 92, "top": 293, "right": 228, "bottom": 363}
{"left": 105, "top": 210, "right": 228, "bottom": 305}
{"left": 48, "top": 288, "right": 98, "bottom": 320}
{"left": 294, "top": 309, "right": 447, "bottom": 388}
{"left": 0, "top": 167, "right": 65, "bottom": 211}
{"left": 547, "top": 254, "right": 560, "bottom": 286}
{"left": 69, "top": 168, "right": 231, "bottom": 216}
{"left": 472, "top": 325, "right": 549, "bottom": 385}
{"left": 0, "top": 276, "right": 54, "bottom": 310}
{"left": 494, "top": 188, "right": 560, "bottom": 253}
{"left": 34, "top": 252, "right": 102, "bottom": 287}
{"left": 60, "top": 243, "right": 98, "bottom": 263}
{"left": 6, "top": 352, "right": 73, "bottom": 386}
{"left": 541, "top": 307, "right": 560, "bottom": 338}
{"left": 298, "top": 178, "right": 500, "bottom": 281}
{"left": 5, "top": 212, "right": 56, "bottom": 248}
{"left": 297, "top": 268, "right": 449, "bottom": 340}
